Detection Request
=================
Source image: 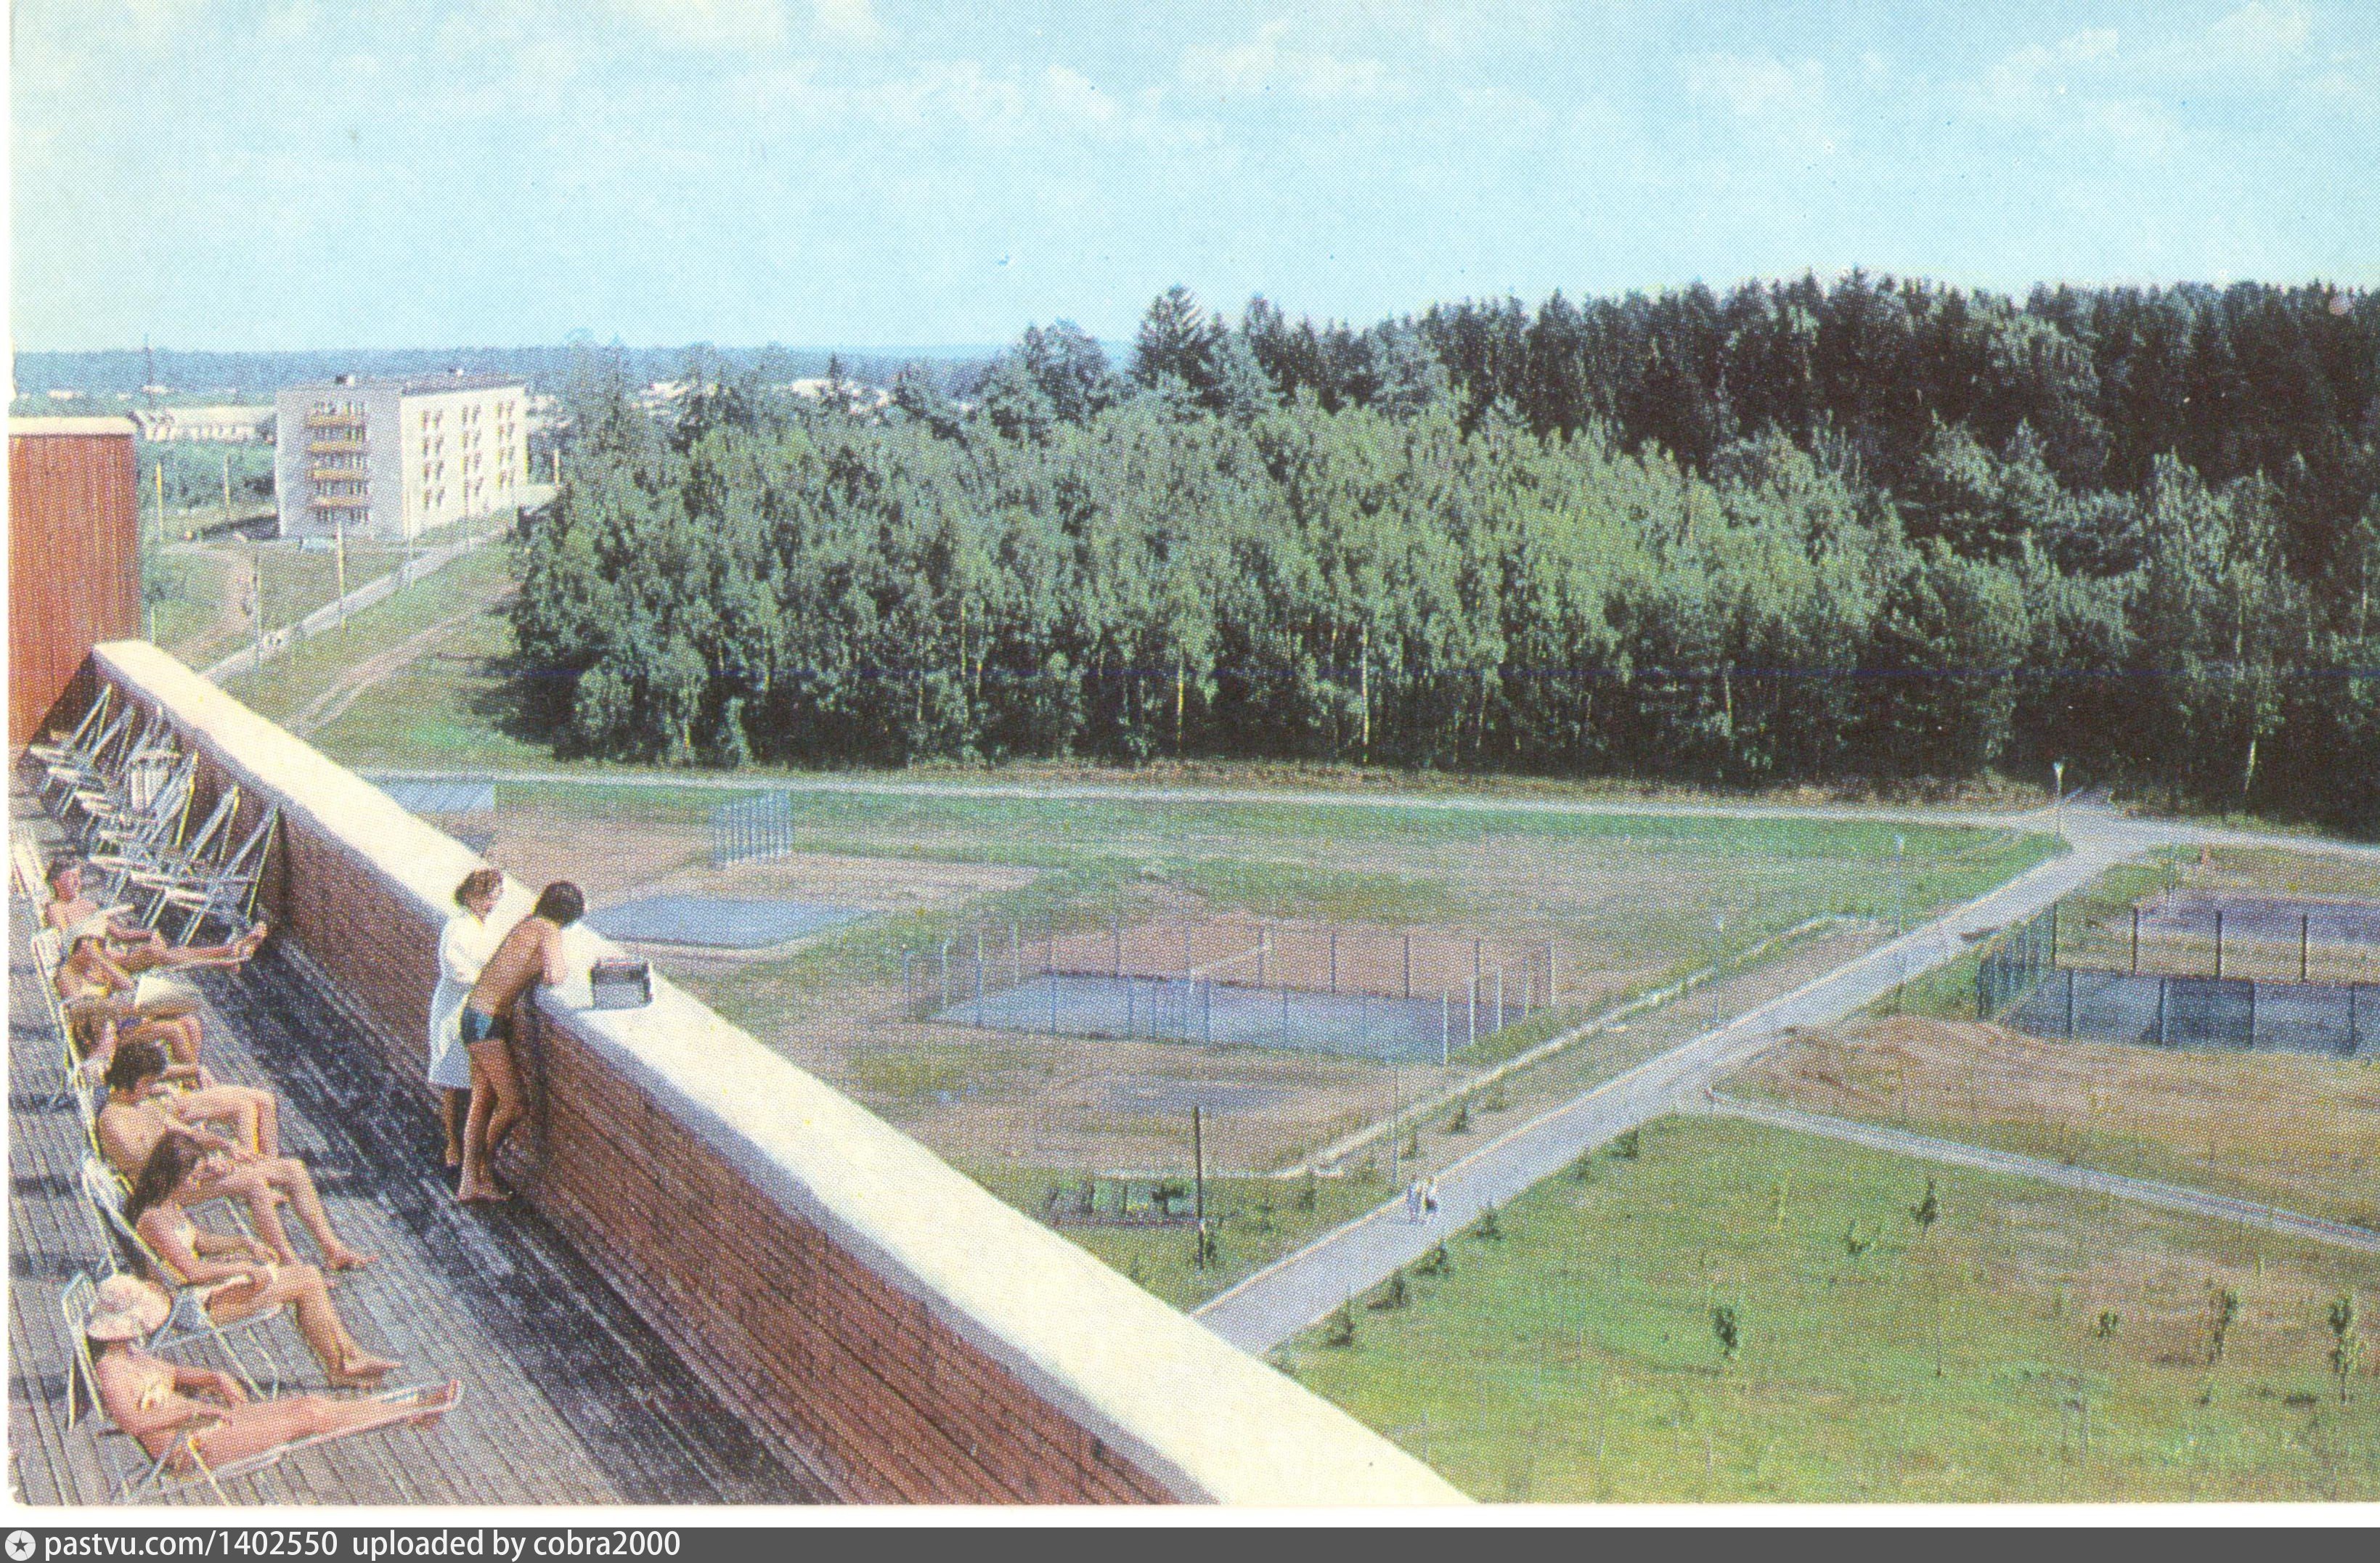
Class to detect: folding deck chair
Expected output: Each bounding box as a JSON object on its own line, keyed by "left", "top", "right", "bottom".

{"left": 39, "top": 705, "right": 136, "bottom": 814}
{"left": 91, "top": 783, "right": 238, "bottom": 913}
{"left": 151, "top": 807, "right": 277, "bottom": 948}
{"left": 74, "top": 1161, "right": 284, "bottom": 1401}
{"left": 60, "top": 1276, "right": 457, "bottom": 1504}
{"left": 23, "top": 687, "right": 112, "bottom": 768}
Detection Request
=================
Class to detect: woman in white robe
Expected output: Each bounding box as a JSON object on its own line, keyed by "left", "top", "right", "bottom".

{"left": 429, "top": 870, "right": 508, "bottom": 1170}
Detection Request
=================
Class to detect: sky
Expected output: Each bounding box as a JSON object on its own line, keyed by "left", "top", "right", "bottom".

{"left": 9, "top": 0, "right": 2379, "bottom": 351}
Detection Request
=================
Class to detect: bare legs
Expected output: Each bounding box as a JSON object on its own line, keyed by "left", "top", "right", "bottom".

{"left": 457, "top": 1040, "right": 521, "bottom": 1204}
{"left": 115, "top": 923, "right": 269, "bottom": 973}
{"left": 173, "top": 1085, "right": 279, "bottom": 1156}
{"left": 441, "top": 1089, "right": 468, "bottom": 1170}
{"left": 197, "top": 1158, "right": 374, "bottom": 1270}
{"left": 205, "top": 1261, "right": 400, "bottom": 1386}
{"left": 178, "top": 1382, "right": 461, "bottom": 1471}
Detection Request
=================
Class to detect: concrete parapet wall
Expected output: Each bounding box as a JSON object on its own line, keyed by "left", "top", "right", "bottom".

{"left": 83, "top": 640, "right": 1464, "bottom": 1507}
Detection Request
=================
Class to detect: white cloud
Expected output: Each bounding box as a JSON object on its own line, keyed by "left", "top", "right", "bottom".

{"left": 1684, "top": 53, "right": 1827, "bottom": 121}
{"left": 2210, "top": 2, "right": 2312, "bottom": 64}
{"left": 1043, "top": 65, "right": 1118, "bottom": 126}
{"left": 1181, "top": 21, "right": 1406, "bottom": 103}
{"left": 608, "top": 0, "right": 787, "bottom": 51}
{"left": 812, "top": 0, "right": 887, "bottom": 46}
{"left": 1981, "top": 29, "right": 2121, "bottom": 115}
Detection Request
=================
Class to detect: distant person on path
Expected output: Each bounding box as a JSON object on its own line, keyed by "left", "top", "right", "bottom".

{"left": 429, "top": 870, "right": 509, "bottom": 1174}
{"left": 44, "top": 857, "right": 266, "bottom": 971}
{"left": 457, "top": 881, "right": 583, "bottom": 1205}
{"left": 1404, "top": 1179, "right": 1424, "bottom": 1223}
{"left": 1421, "top": 1178, "right": 1440, "bottom": 1220}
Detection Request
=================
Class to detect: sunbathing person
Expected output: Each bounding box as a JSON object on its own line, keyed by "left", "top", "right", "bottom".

{"left": 456, "top": 881, "right": 582, "bottom": 1204}
{"left": 99, "top": 1077, "right": 372, "bottom": 1272}
{"left": 104, "top": 1039, "right": 280, "bottom": 1159}
{"left": 122, "top": 1134, "right": 399, "bottom": 1387}
{"left": 57, "top": 935, "right": 205, "bottom": 1068}
{"left": 83, "top": 1274, "right": 455, "bottom": 1474}
{"left": 44, "top": 857, "right": 266, "bottom": 970}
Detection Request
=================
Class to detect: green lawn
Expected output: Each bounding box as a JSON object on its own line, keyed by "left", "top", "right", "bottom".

{"left": 968, "top": 1164, "right": 1398, "bottom": 1313}
{"left": 224, "top": 542, "right": 518, "bottom": 727}
{"left": 1274, "top": 1114, "right": 2380, "bottom": 1502}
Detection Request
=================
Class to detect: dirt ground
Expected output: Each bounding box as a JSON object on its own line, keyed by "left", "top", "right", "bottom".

{"left": 1729, "top": 1016, "right": 2380, "bottom": 1230}
{"left": 480, "top": 806, "right": 1038, "bottom": 913}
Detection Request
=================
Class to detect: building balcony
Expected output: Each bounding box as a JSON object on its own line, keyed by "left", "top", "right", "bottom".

{"left": 309, "top": 492, "right": 373, "bottom": 510}
{"left": 304, "top": 412, "right": 367, "bottom": 430}
{"left": 306, "top": 438, "right": 367, "bottom": 455}
{"left": 309, "top": 466, "right": 369, "bottom": 483}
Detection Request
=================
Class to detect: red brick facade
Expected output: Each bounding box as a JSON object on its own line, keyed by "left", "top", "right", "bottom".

{"left": 86, "top": 666, "right": 1171, "bottom": 1504}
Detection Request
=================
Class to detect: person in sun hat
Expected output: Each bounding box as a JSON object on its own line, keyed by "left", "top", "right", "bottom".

{"left": 83, "top": 1274, "right": 460, "bottom": 1473}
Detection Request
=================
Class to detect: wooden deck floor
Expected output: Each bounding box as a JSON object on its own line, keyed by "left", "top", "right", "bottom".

{"left": 8, "top": 793, "right": 828, "bottom": 1506}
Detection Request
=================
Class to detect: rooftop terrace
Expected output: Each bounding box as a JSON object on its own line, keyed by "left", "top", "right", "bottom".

{"left": 7, "top": 780, "right": 826, "bottom": 1506}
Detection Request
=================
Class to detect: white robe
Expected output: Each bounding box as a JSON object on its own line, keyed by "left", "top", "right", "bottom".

{"left": 427, "top": 911, "right": 505, "bottom": 1090}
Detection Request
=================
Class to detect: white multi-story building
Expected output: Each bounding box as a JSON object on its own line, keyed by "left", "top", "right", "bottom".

{"left": 274, "top": 373, "right": 526, "bottom": 540}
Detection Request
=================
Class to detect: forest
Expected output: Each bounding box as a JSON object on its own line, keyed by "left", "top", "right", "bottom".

{"left": 510, "top": 274, "right": 2380, "bottom": 836}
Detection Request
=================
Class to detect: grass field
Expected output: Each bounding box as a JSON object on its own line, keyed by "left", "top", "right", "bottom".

{"left": 1274, "top": 1114, "right": 2380, "bottom": 1502}
{"left": 459, "top": 777, "right": 2051, "bottom": 1175}
{"left": 224, "top": 542, "right": 518, "bottom": 729}
{"left": 1729, "top": 1017, "right": 2380, "bottom": 1232}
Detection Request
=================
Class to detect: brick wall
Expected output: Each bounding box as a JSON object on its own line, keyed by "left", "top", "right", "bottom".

{"left": 84, "top": 642, "right": 1464, "bottom": 1508}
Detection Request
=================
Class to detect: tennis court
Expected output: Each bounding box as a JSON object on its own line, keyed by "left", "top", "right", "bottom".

{"left": 939, "top": 974, "right": 1514, "bottom": 1064}
{"left": 585, "top": 894, "right": 873, "bottom": 950}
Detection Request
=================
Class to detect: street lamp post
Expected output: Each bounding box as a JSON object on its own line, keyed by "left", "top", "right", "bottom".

{"left": 1710, "top": 913, "right": 1726, "bottom": 1029}
{"left": 2053, "top": 761, "right": 2066, "bottom": 841}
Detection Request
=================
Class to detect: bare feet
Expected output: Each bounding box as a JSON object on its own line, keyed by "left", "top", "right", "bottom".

{"left": 324, "top": 1246, "right": 376, "bottom": 1271}
{"left": 455, "top": 1183, "right": 510, "bottom": 1205}
{"left": 408, "top": 1381, "right": 464, "bottom": 1425}
{"left": 329, "top": 1349, "right": 400, "bottom": 1388}
{"left": 233, "top": 925, "right": 269, "bottom": 963}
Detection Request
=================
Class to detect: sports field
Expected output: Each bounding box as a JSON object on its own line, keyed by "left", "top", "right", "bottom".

{"left": 1276, "top": 1114, "right": 2380, "bottom": 1502}
{"left": 452, "top": 780, "right": 2053, "bottom": 1176}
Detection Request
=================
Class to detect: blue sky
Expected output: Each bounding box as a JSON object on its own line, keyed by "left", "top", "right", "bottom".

{"left": 11, "top": 1, "right": 2377, "bottom": 351}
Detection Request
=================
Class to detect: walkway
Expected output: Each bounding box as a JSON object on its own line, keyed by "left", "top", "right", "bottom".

{"left": 1702, "top": 1093, "right": 2380, "bottom": 1257}
{"left": 1193, "top": 823, "right": 2142, "bottom": 1352}
{"left": 7, "top": 801, "right": 823, "bottom": 1504}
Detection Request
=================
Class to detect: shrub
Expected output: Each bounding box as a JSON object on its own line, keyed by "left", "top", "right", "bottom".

{"left": 1295, "top": 1172, "right": 1318, "bottom": 1213}
{"left": 1569, "top": 1152, "right": 1595, "bottom": 1183}
{"left": 1614, "top": 1128, "right": 1640, "bottom": 1159}
{"left": 2095, "top": 1310, "right": 2122, "bottom": 1339}
{"left": 1711, "top": 1303, "right": 1742, "bottom": 1364}
{"left": 1446, "top": 1102, "right": 1471, "bottom": 1134}
{"left": 2209, "top": 1285, "right": 2240, "bottom": 1366}
{"left": 1473, "top": 1202, "right": 1503, "bottom": 1240}
{"left": 1321, "top": 1301, "right": 1357, "bottom": 1348}
{"left": 2326, "top": 1294, "right": 2362, "bottom": 1403}
{"left": 1413, "top": 1242, "right": 1451, "bottom": 1277}
{"left": 1843, "top": 1220, "right": 1875, "bottom": 1260}
{"left": 1369, "top": 1270, "right": 1410, "bottom": 1311}
{"left": 1402, "top": 1129, "right": 1422, "bottom": 1159}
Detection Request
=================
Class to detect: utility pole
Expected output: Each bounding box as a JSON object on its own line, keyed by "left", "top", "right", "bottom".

{"left": 2053, "top": 761, "right": 2066, "bottom": 841}
{"left": 221, "top": 449, "right": 232, "bottom": 531}
{"left": 335, "top": 517, "right": 349, "bottom": 632}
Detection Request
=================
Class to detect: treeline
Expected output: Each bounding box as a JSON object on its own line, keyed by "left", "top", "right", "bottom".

{"left": 511, "top": 278, "right": 2380, "bottom": 836}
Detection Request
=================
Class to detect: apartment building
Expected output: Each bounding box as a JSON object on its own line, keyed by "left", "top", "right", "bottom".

{"left": 274, "top": 373, "right": 526, "bottom": 539}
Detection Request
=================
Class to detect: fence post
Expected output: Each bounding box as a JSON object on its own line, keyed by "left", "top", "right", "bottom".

{"left": 2246, "top": 980, "right": 2256, "bottom": 1050}
{"left": 2064, "top": 968, "right": 2075, "bottom": 1039}
{"left": 1495, "top": 968, "right": 1504, "bottom": 1033}
{"left": 2300, "top": 914, "right": 2310, "bottom": 984}
{"left": 974, "top": 927, "right": 985, "bottom": 1023}
{"left": 2156, "top": 976, "right": 2168, "bottom": 1047}
{"left": 2130, "top": 906, "right": 2140, "bottom": 974}
{"left": 1404, "top": 932, "right": 1413, "bottom": 1000}
{"left": 2213, "top": 908, "right": 2223, "bottom": 981}
{"left": 1329, "top": 929, "right": 1338, "bottom": 994}
{"left": 902, "top": 947, "right": 913, "bottom": 1015}
{"left": 1468, "top": 979, "right": 1478, "bottom": 1051}
{"left": 1114, "top": 914, "right": 1124, "bottom": 978}
{"left": 1441, "top": 991, "right": 1450, "bottom": 1066}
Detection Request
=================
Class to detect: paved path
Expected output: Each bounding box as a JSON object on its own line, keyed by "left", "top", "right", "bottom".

{"left": 1193, "top": 823, "right": 2145, "bottom": 1352}
{"left": 1705, "top": 1093, "right": 2380, "bottom": 1257}
{"left": 356, "top": 765, "right": 2380, "bottom": 865}
{"left": 288, "top": 585, "right": 518, "bottom": 738}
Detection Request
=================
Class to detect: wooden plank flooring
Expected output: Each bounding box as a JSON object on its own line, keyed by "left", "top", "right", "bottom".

{"left": 8, "top": 786, "right": 828, "bottom": 1507}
